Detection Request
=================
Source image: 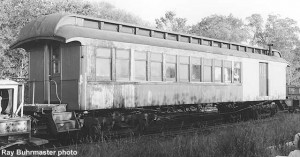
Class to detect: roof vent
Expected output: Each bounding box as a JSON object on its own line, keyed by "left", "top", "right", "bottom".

{"left": 268, "top": 44, "right": 274, "bottom": 56}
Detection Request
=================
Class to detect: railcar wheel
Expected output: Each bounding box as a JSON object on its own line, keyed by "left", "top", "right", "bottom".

{"left": 236, "top": 113, "right": 242, "bottom": 122}
{"left": 130, "top": 118, "right": 146, "bottom": 135}
{"left": 229, "top": 113, "right": 242, "bottom": 122}
{"left": 288, "top": 106, "right": 295, "bottom": 113}
{"left": 254, "top": 110, "right": 262, "bottom": 120}
{"left": 270, "top": 104, "right": 278, "bottom": 117}
{"left": 85, "top": 124, "right": 104, "bottom": 141}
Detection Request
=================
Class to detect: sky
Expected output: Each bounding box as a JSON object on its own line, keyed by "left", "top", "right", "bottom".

{"left": 87, "top": 0, "right": 300, "bottom": 26}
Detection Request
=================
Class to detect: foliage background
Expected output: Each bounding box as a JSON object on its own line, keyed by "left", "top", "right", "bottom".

{"left": 1, "top": 0, "right": 300, "bottom": 84}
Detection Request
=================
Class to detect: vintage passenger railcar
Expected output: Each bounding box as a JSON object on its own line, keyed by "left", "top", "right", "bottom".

{"left": 10, "top": 13, "right": 287, "bottom": 122}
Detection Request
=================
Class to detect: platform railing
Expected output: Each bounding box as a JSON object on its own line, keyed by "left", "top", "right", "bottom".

{"left": 286, "top": 85, "right": 300, "bottom": 111}
{"left": 14, "top": 102, "right": 24, "bottom": 117}
{"left": 28, "top": 79, "right": 61, "bottom": 105}
{"left": 287, "top": 85, "right": 300, "bottom": 98}
{"left": 14, "top": 83, "right": 25, "bottom": 117}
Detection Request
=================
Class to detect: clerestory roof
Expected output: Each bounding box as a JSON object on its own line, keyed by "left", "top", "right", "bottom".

{"left": 10, "top": 13, "right": 287, "bottom": 64}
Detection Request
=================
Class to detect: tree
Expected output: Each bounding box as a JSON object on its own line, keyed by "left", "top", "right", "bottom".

{"left": 290, "top": 46, "right": 300, "bottom": 85}
{"left": 0, "top": 0, "right": 145, "bottom": 79}
{"left": 0, "top": 0, "right": 46, "bottom": 78}
{"left": 155, "top": 11, "right": 190, "bottom": 33}
{"left": 93, "top": 2, "right": 145, "bottom": 25}
{"left": 247, "top": 14, "right": 300, "bottom": 58}
{"left": 264, "top": 15, "right": 300, "bottom": 61}
{"left": 247, "top": 14, "right": 300, "bottom": 85}
{"left": 246, "top": 14, "right": 265, "bottom": 46}
{"left": 190, "top": 14, "right": 250, "bottom": 43}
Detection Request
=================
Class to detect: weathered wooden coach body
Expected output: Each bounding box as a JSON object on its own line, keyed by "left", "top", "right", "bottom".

{"left": 11, "top": 13, "right": 288, "bottom": 111}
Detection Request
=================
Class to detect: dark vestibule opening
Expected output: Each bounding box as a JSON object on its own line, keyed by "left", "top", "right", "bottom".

{"left": 0, "top": 89, "right": 13, "bottom": 114}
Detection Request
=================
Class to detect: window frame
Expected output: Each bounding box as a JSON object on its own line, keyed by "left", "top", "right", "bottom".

{"left": 50, "top": 43, "right": 61, "bottom": 76}
{"left": 165, "top": 54, "right": 177, "bottom": 82}
{"left": 95, "top": 47, "right": 112, "bottom": 81}
{"left": 191, "top": 57, "right": 201, "bottom": 82}
{"left": 150, "top": 52, "right": 163, "bottom": 81}
{"left": 214, "top": 59, "right": 222, "bottom": 83}
{"left": 115, "top": 49, "right": 131, "bottom": 81}
{"left": 179, "top": 56, "right": 189, "bottom": 82}
{"left": 203, "top": 58, "right": 213, "bottom": 82}
{"left": 233, "top": 62, "right": 242, "bottom": 83}
{"left": 134, "top": 51, "right": 147, "bottom": 81}
{"left": 223, "top": 60, "right": 232, "bottom": 83}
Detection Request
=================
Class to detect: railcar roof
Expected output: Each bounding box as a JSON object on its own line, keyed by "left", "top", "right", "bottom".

{"left": 10, "top": 13, "right": 287, "bottom": 63}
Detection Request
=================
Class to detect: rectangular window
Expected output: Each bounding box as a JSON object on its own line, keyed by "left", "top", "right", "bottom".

{"left": 240, "top": 46, "right": 246, "bottom": 52}
{"left": 215, "top": 67, "right": 222, "bottom": 82}
{"left": 191, "top": 58, "right": 201, "bottom": 82}
{"left": 121, "top": 26, "right": 135, "bottom": 34}
{"left": 214, "top": 60, "right": 222, "bottom": 82}
{"left": 139, "top": 28, "right": 151, "bottom": 37}
{"left": 234, "top": 62, "right": 241, "bottom": 83}
{"left": 96, "top": 48, "right": 111, "bottom": 80}
{"left": 167, "top": 33, "right": 177, "bottom": 41}
{"left": 150, "top": 53, "right": 163, "bottom": 81}
{"left": 51, "top": 44, "right": 60, "bottom": 75}
{"left": 213, "top": 41, "right": 221, "bottom": 47}
{"left": 256, "top": 49, "right": 262, "bottom": 54}
{"left": 153, "top": 31, "right": 164, "bottom": 39}
{"left": 135, "top": 51, "right": 147, "bottom": 81}
{"left": 231, "top": 45, "right": 238, "bottom": 50}
{"left": 116, "top": 49, "right": 130, "bottom": 80}
{"left": 102, "top": 22, "right": 118, "bottom": 32}
{"left": 202, "top": 40, "right": 211, "bottom": 46}
{"left": 247, "top": 47, "right": 254, "bottom": 53}
{"left": 180, "top": 36, "right": 190, "bottom": 43}
{"left": 203, "top": 59, "right": 212, "bottom": 82}
{"left": 192, "top": 38, "right": 200, "bottom": 44}
{"left": 84, "top": 20, "right": 98, "bottom": 29}
{"left": 222, "top": 43, "right": 230, "bottom": 49}
{"left": 179, "top": 56, "right": 189, "bottom": 82}
{"left": 166, "top": 55, "right": 176, "bottom": 81}
{"left": 224, "top": 61, "right": 232, "bottom": 83}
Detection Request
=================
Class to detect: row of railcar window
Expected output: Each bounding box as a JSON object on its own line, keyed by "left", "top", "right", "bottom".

{"left": 94, "top": 47, "right": 242, "bottom": 83}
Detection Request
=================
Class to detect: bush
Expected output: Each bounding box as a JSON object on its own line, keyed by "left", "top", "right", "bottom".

{"left": 59, "top": 113, "right": 300, "bottom": 157}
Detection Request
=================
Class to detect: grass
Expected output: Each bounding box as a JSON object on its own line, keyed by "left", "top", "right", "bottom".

{"left": 57, "top": 113, "right": 300, "bottom": 157}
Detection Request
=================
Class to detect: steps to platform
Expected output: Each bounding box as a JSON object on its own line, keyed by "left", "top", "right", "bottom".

{"left": 23, "top": 104, "right": 80, "bottom": 135}
{"left": 52, "top": 112, "right": 73, "bottom": 122}
{"left": 30, "top": 137, "right": 48, "bottom": 146}
{"left": 48, "top": 111, "right": 80, "bottom": 135}
{"left": 33, "top": 125, "right": 48, "bottom": 135}
{"left": 55, "top": 120, "right": 77, "bottom": 132}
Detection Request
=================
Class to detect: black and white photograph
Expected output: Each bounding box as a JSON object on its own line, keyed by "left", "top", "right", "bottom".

{"left": 1, "top": 0, "right": 300, "bottom": 156}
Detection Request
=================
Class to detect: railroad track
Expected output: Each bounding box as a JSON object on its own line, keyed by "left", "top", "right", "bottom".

{"left": 140, "top": 113, "right": 283, "bottom": 140}
{"left": 33, "top": 110, "right": 286, "bottom": 152}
